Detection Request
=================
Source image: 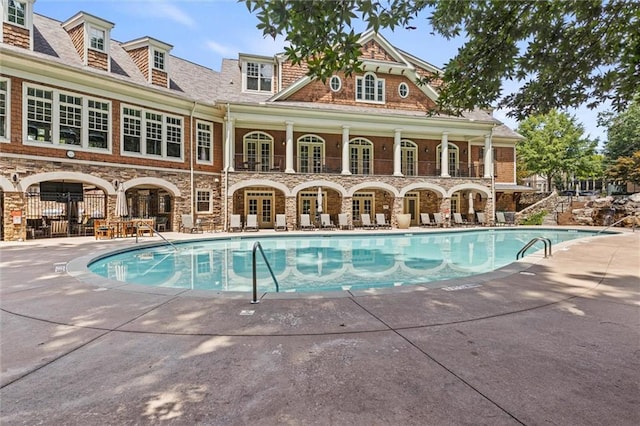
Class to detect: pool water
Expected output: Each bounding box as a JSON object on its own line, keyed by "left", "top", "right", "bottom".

{"left": 88, "top": 229, "right": 604, "bottom": 293}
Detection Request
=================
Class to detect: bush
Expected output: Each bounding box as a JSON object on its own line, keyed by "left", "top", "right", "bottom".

{"left": 520, "top": 210, "right": 547, "bottom": 225}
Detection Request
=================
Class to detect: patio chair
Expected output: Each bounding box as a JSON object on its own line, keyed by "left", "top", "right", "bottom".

{"left": 244, "top": 214, "right": 259, "bottom": 231}
{"left": 274, "top": 214, "right": 288, "bottom": 231}
{"left": 229, "top": 214, "right": 243, "bottom": 232}
{"left": 432, "top": 212, "right": 445, "bottom": 227}
{"left": 452, "top": 212, "right": 469, "bottom": 227}
{"left": 476, "top": 212, "right": 487, "bottom": 226}
{"left": 375, "top": 213, "right": 391, "bottom": 229}
{"left": 360, "top": 213, "right": 376, "bottom": 230}
{"left": 338, "top": 213, "right": 353, "bottom": 230}
{"left": 94, "top": 219, "right": 114, "bottom": 240}
{"left": 320, "top": 214, "right": 336, "bottom": 230}
{"left": 420, "top": 213, "right": 436, "bottom": 227}
{"left": 180, "top": 214, "right": 199, "bottom": 233}
{"left": 299, "top": 214, "right": 315, "bottom": 230}
{"left": 495, "top": 211, "right": 508, "bottom": 226}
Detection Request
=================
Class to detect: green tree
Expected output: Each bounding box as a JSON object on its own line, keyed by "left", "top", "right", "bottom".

{"left": 516, "top": 110, "right": 599, "bottom": 191}
{"left": 599, "top": 100, "right": 640, "bottom": 161}
{"left": 245, "top": 0, "right": 640, "bottom": 120}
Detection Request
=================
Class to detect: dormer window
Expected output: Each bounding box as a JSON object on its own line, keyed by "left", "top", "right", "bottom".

{"left": 89, "top": 26, "right": 105, "bottom": 51}
{"left": 245, "top": 61, "right": 272, "bottom": 92}
{"left": 153, "top": 49, "right": 165, "bottom": 71}
{"left": 356, "top": 72, "right": 385, "bottom": 103}
{"left": 7, "top": 0, "right": 26, "bottom": 26}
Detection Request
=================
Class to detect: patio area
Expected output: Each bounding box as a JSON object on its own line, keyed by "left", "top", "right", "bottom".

{"left": 1, "top": 228, "right": 638, "bottom": 425}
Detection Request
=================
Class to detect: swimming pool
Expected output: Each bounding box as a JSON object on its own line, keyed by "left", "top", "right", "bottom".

{"left": 87, "top": 228, "right": 608, "bottom": 294}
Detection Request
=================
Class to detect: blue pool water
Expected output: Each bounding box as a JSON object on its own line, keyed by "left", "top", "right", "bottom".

{"left": 87, "top": 229, "right": 606, "bottom": 293}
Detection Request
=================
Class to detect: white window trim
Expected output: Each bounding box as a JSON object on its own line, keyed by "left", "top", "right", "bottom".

{"left": 242, "top": 60, "right": 273, "bottom": 93}
{"left": 355, "top": 72, "right": 385, "bottom": 104}
{"left": 329, "top": 75, "right": 342, "bottom": 92}
{"left": 195, "top": 120, "right": 214, "bottom": 165}
{"left": 152, "top": 48, "right": 166, "bottom": 71}
{"left": 0, "top": 77, "right": 10, "bottom": 143}
{"left": 120, "top": 104, "right": 183, "bottom": 161}
{"left": 87, "top": 24, "right": 107, "bottom": 53}
{"left": 22, "top": 83, "right": 112, "bottom": 152}
{"left": 195, "top": 189, "right": 213, "bottom": 214}
{"left": 398, "top": 82, "right": 409, "bottom": 98}
{"left": 4, "top": 0, "right": 32, "bottom": 29}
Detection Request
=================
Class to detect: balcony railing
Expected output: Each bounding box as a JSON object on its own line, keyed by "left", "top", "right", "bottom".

{"left": 233, "top": 154, "right": 486, "bottom": 178}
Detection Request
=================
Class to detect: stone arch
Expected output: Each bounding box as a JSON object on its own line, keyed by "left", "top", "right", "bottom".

{"left": 124, "top": 177, "right": 181, "bottom": 197}
{"left": 0, "top": 176, "right": 15, "bottom": 192}
{"left": 446, "top": 183, "right": 492, "bottom": 199}
{"left": 18, "top": 171, "right": 116, "bottom": 194}
{"left": 228, "top": 179, "right": 292, "bottom": 197}
{"left": 399, "top": 182, "right": 447, "bottom": 198}
{"left": 291, "top": 180, "right": 347, "bottom": 197}
{"left": 348, "top": 182, "right": 399, "bottom": 197}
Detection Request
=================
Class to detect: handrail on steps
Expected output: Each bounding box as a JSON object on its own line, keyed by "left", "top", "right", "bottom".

{"left": 135, "top": 223, "right": 178, "bottom": 251}
{"left": 516, "top": 237, "right": 552, "bottom": 260}
{"left": 252, "top": 241, "right": 280, "bottom": 304}
{"left": 597, "top": 214, "right": 638, "bottom": 234}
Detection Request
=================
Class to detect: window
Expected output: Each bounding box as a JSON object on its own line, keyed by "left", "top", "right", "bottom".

{"left": 26, "top": 87, "right": 53, "bottom": 142}
{"left": 356, "top": 72, "right": 384, "bottom": 103}
{"left": 153, "top": 50, "right": 165, "bottom": 71}
{"left": 196, "top": 121, "right": 213, "bottom": 164}
{"left": 123, "top": 107, "right": 141, "bottom": 153}
{"left": 243, "top": 131, "right": 272, "bottom": 171}
{"left": 25, "top": 85, "right": 111, "bottom": 150}
{"left": 59, "top": 94, "right": 82, "bottom": 145}
{"left": 352, "top": 192, "right": 374, "bottom": 221}
{"left": 245, "top": 61, "right": 272, "bottom": 92}
{"left": 7, "top": 0, "right": 26, "bottom": 26}
{"left": 89, "top": 27, "right": 105, "bottom": 51}
{"left": 398, "top": 82, "right": 409, "bottom": 98}
{"left": 196, "top": 190, "right": 212, "bottom": 213}
{"left": 349, "top": 138, "right": 373, "bottom": 175}
{"left": 329, "top": 76, "right": 342, "bottom": 92}
{"left": 401, "top": 140, "right": 417, "bottom": 176}
{"left": 436, "top": 143, "right": 459, "bottom": 175}
{"left": 122, "top": 106, "right": 182, "bottom": 159}
{"left": 298, "top": 135, "right": 324, "bottom": 173}
{"left": 0, "top": 80, "right": 8, "bottom": 140}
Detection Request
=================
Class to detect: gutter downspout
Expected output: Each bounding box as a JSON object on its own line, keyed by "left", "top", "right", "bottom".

{"left": 224, "top": 103, "right": 231, "bottom": 231}
{"left": 190, "top": 101, "right": 197, "bottom": 218}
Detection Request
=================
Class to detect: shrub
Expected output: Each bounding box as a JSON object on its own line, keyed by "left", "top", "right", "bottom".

{"left": 520, "top": 210, "right": 547, "bottom": 225}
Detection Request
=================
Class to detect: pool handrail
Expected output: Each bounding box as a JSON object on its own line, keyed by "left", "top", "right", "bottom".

{"left": 135, "top": 222, "right": 178, "bottom": 252}
{"left": 251, "top": 241, "right": 280, "bottom": 304}
{"left": 516, "top": 237, "right": 552, "bottom": 260}
{"left": 596, "top": 214, "right": 637, "bottom": 234}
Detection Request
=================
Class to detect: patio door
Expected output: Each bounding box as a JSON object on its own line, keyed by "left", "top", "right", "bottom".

{"left": 352, "top": 192, "right": 374, "bottom": 222}
{"left": 404, "top": 192, "right": 419, "bottom": 225}
{"left": 246, "top": 191, "right": 273, "bottom": 228}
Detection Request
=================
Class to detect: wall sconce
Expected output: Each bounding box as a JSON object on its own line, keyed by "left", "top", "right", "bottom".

{"left": 11, "top": 173, "right": 19, "bottom": 183}
{"left": 382, "top": 144, "right": 387, "bottom": 151}
{"left": 336, "top": 142, "right": 341, "bottom": 149}
{"left": 463, "top": 149, "right": 467, "bottom": 154}
{"left": 424, "top": 147, "right": 429, "bottom": 153}
{"left": 281, "top": 140, "right": 286, "bottom": 146}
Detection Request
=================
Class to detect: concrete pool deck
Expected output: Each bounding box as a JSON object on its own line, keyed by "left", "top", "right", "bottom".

{"left": 1, "top": 227, "right": 639, "bottom": 425}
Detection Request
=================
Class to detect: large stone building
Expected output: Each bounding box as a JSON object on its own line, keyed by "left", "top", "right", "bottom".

{"left": 0, "top": 0, "right": 526, "bottom": 241}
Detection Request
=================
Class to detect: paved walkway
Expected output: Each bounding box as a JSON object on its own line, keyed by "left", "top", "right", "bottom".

{"left": 1, "top": 228, "right": 639, "bottom": 425}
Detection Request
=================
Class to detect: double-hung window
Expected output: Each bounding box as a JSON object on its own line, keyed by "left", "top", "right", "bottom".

{"left": 356, "top": 72, "right": 385, "bottom": 103}
{"left": 122, "top": 105, "right": 182, "bottom": 159}
{"left": 145, "top": 112, "right": 162, "bottom": 156}
{"left": 26, "top": 87, "right": 53, "bottom": 142}
{"left": 7, "top": 0, "right": 26, "bottom": 26}
{"left": 153, "top": 50, "right": 165, "bottom": 71}
{"left": 0, "top": 79, "right": 9, "bottom": 141}
{"left": 89, "top": 26, "right": 105, "bottom": 52}
{"left": 245, "top": 61, "right": 272, "bottom": 92}
{"left": 196, "top": 190, "right": 212, "bottom": 213}
{"left": 59, "top": 94, "right": 82, "bottom": 146}
{"left": 196, "top": 121, "right": 213, "bottom": 164}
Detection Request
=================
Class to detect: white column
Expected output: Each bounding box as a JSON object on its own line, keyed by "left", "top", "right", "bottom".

{"left": 225, "top": 117, "right": 235, "bottom": 171}
{"left": 393, "top": 129, "right": 402, "bottom": 176}
{"left": 440, "top": 132, "right": 450, "bottom": 177}
{"left": 285, "top": 121, "right": 295, "bottom": 173}
{"left": 483, "top": 133, "right": 492, "bottom": 178}
{"left": 341, "top": 126, "right": 351, "bottom": 175}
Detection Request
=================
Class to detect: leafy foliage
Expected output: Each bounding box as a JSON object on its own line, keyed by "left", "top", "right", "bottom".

{"left": 516, "top": 110, "right": 599, "bottom": 190}
{"left": 244, "top": 0, "right": 639, "bottom": 120}
{"left": 607, "top": 151, "right": 640, "bottom": 185}
{"left": 520, "top": 210, "right": 547, "bottom": 225}
{"left": 599, "top": 100, "right": 640, "bottom": 161}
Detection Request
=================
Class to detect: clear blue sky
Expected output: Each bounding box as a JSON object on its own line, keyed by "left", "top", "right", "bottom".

{"left": 34, "top": 0, "right": 607, "bottom": 142}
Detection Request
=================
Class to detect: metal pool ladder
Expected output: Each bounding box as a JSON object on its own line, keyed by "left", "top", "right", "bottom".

{"left": 516, "top": 237, "right": 552, "bottom": 260}
{"left": 252, "top": 241, "right": 280, "bottom": 304}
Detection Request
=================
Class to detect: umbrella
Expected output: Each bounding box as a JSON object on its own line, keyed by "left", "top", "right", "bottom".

{"left": 468, "top": 192, "right": 475, "bottom": 215}
{"left": 115, "top": 182, "right": 128, "bottom": 218}
{"left": 317, "top": 187, "right": 323, "bottom": 214}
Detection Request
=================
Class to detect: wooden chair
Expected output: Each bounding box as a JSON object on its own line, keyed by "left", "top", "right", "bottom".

{"left": 94, "top": 219, "right": 114, "bottom": 240}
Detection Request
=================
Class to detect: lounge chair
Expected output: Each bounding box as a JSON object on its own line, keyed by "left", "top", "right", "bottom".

{"left": 375, "top": 213, "right": 391, "bottom": 229}
{"left": 180, "top": 214, "right": 200, "bottom": 233}
{"left": 244, "top": 214, "right": 259, "bottom": 231}
{"left": 229, "top": 214, "right": 243, "bottom": 232}
{"left": 420, "top": 213, "right": 436, "bottom": 227}
{"left": 476, "top": 212, "right": 487, "bottom": 226}
{"left": 452, "top": 212, "right": 469, "bottom": 227}
{"left": 338, "top": 213, "right": 353, "bottom": 230}
{"left": 496, "top": 211, "right": 515, "bottom": 226}
{"left": 274, "top": 214, "right": 288, "bottom": 231}
{"left": 299, "top": 214, "right": 315, "bottom": 230}
{"left": 320, "top": 214, "right": 336, "bottom": 230}
{"left": 432, "top": 212, "right": 445, "bottom": 227}
{"left": 360, "top": 213, "right": 376, "bottom": 230}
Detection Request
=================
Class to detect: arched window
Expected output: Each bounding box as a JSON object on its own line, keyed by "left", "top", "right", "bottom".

{"left": 356, "top": 72, "right": 385, "bottom": 102}
{"left": 243, "top": 131, "right": 273, "bottom": 171}
{"left": 349, "top": 138, "right": 373, "bottom": 175}
{"left": 401, "top": 139, "right": 417, "bottom": 176}
{"left": 297, "top": 135, "right": 325, "bottom": 173}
